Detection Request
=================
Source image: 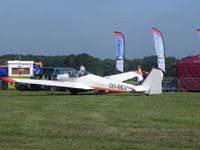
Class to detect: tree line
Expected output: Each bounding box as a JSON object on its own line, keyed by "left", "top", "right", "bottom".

{"left": 0, "top": 53, "right": 183, "bottom": 77}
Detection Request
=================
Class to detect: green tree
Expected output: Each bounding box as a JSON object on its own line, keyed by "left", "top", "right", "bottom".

{"left": 0, "top": 53, "right": 182, "bottom": 77}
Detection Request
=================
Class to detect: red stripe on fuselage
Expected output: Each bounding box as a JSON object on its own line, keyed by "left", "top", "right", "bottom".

{"left": 92, "top": 86, "right": 146, "bottom": 95}
{"left": 92, "top": 87, "right": 130, "bottom": 93}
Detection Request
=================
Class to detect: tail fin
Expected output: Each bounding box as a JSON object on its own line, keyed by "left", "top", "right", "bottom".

{"left": 141, "top": 68, "right": 162, "bottom": 95}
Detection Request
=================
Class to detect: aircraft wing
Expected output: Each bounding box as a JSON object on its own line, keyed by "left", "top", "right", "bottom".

{"left": 1, "top": 78, "right": 93, "bottom": 90}
{"left": 105, "top": 71, "right": 143, "bottom": 82}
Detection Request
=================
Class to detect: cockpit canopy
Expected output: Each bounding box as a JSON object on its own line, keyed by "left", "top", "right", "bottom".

{"left": 76, "top": 71, "right": 91, "bottom": 77}
{"left": 33, "top": 67, "right": 92, "bottom": 81}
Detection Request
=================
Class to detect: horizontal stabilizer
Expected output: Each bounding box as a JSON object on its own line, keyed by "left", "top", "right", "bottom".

{"left": 105, "top": 71, "right": 142, "bottom": 82}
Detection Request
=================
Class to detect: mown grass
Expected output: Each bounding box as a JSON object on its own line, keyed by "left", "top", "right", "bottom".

{"left": 0, "top": 90, "right": 200, "bottom": 150}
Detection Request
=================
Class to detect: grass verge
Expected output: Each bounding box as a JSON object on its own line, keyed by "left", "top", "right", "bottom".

{"left": 0, "top": 90, "right": 200, "bottom": 150}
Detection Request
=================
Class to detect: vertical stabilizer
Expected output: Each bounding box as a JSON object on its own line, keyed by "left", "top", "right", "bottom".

{"left": 141, "top": 68, "right": 162, "bottom": 95}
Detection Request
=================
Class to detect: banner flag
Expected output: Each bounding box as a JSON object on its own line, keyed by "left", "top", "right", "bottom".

{"left": 196, "top": 29, "right": 200, "bottom": 38}
{"left": 114, "top": 31, "right": 125, "bottom": 72}
{"left": 116, "top": 59, "right": 124, "bottom": 73}
{"left": 152, "top": 27, "right": 166, "bottom": 72}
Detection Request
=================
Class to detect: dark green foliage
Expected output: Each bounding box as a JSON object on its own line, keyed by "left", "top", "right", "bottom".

{"left": 165, "top": 57, "right": 178, "bottom": 77}
{"left": 0, "top": 54, "right": 181, "bottom": 76}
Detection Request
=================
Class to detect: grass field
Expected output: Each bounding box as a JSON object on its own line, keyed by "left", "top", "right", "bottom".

{"left": 0, "top": 90, "right": 200, "bottom": 150}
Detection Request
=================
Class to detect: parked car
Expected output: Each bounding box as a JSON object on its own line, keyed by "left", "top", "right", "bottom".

{"left": 15, "top": 73, "right": 57, "bottom": 90}
{"left": 15, "top": 67, "right": 77, "bottom": 91}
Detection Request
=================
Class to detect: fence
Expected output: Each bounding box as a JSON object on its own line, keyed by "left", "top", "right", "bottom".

{"left": 178, "top": 78, "right": 200, "bottom": 92}
{"left": 163, "top": 78, "right": 200, "bottom": 92}
{"left": 162, "top": 78, "right": 178, "bottom": 92}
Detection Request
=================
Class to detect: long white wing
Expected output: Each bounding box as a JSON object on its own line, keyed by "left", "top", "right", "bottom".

{"left": 105, "top": 71, "right": 142, "bottom": 82}
{"left": 3, "top": 78, "right": 93, "bottom": 90}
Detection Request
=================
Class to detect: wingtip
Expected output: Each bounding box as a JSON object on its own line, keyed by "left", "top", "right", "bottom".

{"left": 0, "top": 77, "right": 16, "bottom": 82}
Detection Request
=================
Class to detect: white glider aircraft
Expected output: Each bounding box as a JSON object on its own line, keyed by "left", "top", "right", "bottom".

{"left": 1, "top": 68, "right": 162, "bottom": 95}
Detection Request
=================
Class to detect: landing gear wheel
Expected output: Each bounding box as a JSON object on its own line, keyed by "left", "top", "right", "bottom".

{"left": 69, "top": 89, "right": 78, "bottom": 95}
{"left": 50, "top": 86, "right": 57, "bottom": 92}
{"left": 18, "top": 85, "right": 27, "bottom": 91}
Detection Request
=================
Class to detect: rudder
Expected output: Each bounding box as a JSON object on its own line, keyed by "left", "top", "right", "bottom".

{"left": 141, "top": 68, "right": 162, "bottom": 95}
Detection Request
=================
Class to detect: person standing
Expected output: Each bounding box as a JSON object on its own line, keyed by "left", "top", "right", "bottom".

{"left": 137, "top": 66, "right": 143, "bottom": 85}
{"left": 80, "top": 65, "right": 86, "bottom": 72}
{"left": 137, "top": 66, "right": 142, "bottom": 72}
